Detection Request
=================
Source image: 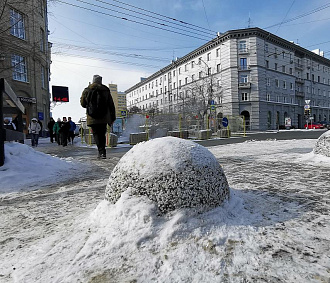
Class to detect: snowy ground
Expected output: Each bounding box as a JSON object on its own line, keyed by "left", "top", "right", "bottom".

{"left": 0, "top": 137, "right": 329, "bottom": 282}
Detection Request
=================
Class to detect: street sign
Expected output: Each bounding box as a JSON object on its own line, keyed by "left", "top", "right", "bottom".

{"left": 210, "top": 105, "right": 216, "bottom": 111}
{"left": 121, "top": 110, "right": 127, "bottom": 117}
{"left": 210, "top": 100, "right": 215, "bottom": 105}
{"left": 305, "top": 100, "right": 310, "bottom": 105}
{"left": 222, "top": 117, "right": 228, "bottom": 127}
{"left": 304, "top": 105, "right": 310, "bottom": 109}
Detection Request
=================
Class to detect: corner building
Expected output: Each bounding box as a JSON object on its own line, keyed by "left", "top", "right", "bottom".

{"left": 0, "top": 0, "right": 51, "bottom": 132}
{"left": 126, "top": 27, "right": 330, "bottom": 130}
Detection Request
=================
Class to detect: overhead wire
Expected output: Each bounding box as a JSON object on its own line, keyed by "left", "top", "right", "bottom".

{"left": 109, "top": 0, "right": 216, "bottom": 34}
{"left": 264, "top": 2, "right": 330, "bottom": 29}
{"left": 56, "top": 0, "right": 212, "bottom": 41}
{"left": 94, "top": 0, "right": 215, "bottom": 37}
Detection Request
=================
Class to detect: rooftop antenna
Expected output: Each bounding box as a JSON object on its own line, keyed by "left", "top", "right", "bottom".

{"left": 248, "top": 12, "right": 252, "bottom": 28}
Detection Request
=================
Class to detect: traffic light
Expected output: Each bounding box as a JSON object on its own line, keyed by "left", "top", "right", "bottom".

{"left": 304, "top": 109, "right": 310, "bottom": 116}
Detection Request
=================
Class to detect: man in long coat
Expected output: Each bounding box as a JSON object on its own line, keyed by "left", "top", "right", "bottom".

{"left": 80, "top": 75, "right": 116, "bottom": 159}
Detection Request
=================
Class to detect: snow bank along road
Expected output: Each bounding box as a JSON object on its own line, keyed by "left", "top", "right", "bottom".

{"left": 0, "top": 133, "right": 329, "bottom": 282}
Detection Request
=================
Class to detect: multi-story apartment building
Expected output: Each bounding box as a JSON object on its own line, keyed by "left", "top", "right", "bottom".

{"left": 109, "top": 84, "right": 126, "bottom": 118}
{"left": 0, "top": 0, "right": 51, "bottom": 132}
{"left": 126, "top": 27, "right": 330, "bottom": 130}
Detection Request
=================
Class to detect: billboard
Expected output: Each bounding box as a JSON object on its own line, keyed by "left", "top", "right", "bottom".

{"left": 52, "top": 86, "right": 69, "bottom": 102}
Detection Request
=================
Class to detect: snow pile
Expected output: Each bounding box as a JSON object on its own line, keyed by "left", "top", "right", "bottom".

{"left": 0, "top": 142, "right": 81, "bottom": 193}
{"left": 105, "top": 136, "right": 229, "bottom": 213}
{"left": 314, "top": 130, "right": 330, "bottom": 157}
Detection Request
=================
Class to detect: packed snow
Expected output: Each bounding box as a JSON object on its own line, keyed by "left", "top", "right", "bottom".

{"left": 0, "top": 137, "right": 329, "bottom": 282}
{"left": 105, "top": 137, "right": 229, "bottom": 213}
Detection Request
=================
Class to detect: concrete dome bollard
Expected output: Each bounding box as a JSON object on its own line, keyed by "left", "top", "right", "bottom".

{"left": 105, "top": 136, "right": 230, "bottom": 213}
{"left": 314, "top": 130, "right": 330, "bottom": 157}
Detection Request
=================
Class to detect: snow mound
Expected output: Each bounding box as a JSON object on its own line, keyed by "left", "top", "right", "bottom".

{"left": 105, "top": 136, "right": 229, "bottom": 213}
{"left": 314, "top": 130, "right": 330, "bottom": 157}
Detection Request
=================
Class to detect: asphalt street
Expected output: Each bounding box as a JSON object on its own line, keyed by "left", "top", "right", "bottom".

{"left": 34, "top": 129, "right": 327, "bottom": 159}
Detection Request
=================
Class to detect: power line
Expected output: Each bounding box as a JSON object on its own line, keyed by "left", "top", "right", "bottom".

{"left": 275, "top": 0, "right": 295, "bottom": 33}
{"left": 94, "top": 0, "right": 215, "bottom": 37}
{"left": 56, "top": 0, "right": 211, "bottom": 41}
{"left": 110, "top": 0, "right": 217, "bottom": 34}
{"left": 264, "top": 2, "right": 330, "bottom": 29}
{"left": 76, "top": 0, "right": 213, "bottom": 38}
{"left": 53, "top": 52, "right": 164, "bottom": 68}
{"left": 52, "top": 42, "right": 171, "bottom": 62}
{"left": 201, "top": 0, "right": 211, "bottom": 30}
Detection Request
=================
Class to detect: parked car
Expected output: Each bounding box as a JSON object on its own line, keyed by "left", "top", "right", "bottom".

{"left": 317, "top": 121, "right": 330, "bottom": 129}
{"left": 304, "top": 123, "right": 323, "bottom": 129}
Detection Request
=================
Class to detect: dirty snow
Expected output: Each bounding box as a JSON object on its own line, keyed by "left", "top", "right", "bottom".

{"left": 0, "top": 138, "right": 329, "bottom": 282}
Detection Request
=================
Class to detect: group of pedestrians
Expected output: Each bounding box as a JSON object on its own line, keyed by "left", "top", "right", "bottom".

{"left": 48, "top": 117, "right": 76, "bottom": 147}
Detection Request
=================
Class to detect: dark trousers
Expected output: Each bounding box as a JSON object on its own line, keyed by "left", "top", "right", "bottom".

{"left": 91, "top": 124, "right": 107, "bottom": 156}
{"left": 49, "top": 131, "right": 54, "bottom": 143}
{"left": 68, "top": 131, "right": 75, "bottom": 143}
{"left": 31, "top": 133, "right": 39, "bottom": 146}
{"left": 61, "top": 131, "right": 68, "bottom": 146}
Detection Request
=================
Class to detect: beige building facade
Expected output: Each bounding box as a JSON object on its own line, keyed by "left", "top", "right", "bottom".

{"left": 126, "top": 28, "right": 330, "bottom": 130}
{"left": 0, "top": 0, "right": 51, "bottom": 133}
{"left": 109, "top": 83, "right": 126, "bottom": 118}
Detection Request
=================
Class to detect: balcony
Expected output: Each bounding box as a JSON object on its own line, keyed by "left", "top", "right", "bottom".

{"left": 294, "top": 63, "right": 303, "bottom": 70}
{"left": 238, "top": 65, "right": 251, "bottom": 71}
{"left": 239, "top": 82, "right": 251, "bottom": 89}
{"left": 295, "top": 78, "right": 304, "bottom": 84}
{"left": 238, "top": 48, "right": 249, "bottom": 55}
{"left": 295, "top": 91, "right": 304, "bottom": 97}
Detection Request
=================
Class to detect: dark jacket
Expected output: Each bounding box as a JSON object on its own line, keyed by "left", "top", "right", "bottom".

{"left": 80, "top": 83, "right": 116, "bottom": 127}
{"left": 58, "top": 121, "right": 70, "bottom": 134}
{"left": 48, "top": 120, "right": 55, "bottom": 131}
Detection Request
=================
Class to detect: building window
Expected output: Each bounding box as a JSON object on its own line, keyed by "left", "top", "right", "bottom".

{"left": 275, "top": 79, "right": 279, "bottom": 88}
{"left": 282, "top": 65, "right": 285, "bottom": 73}
{"left": 274, "top": 63, "right": 278, "bottom": 71}
{"left": 191, "top": 61, "right": 194, "bottom": 68}
{"left": 241, "top": 92, "right": 248, "bottom": 101}
{"left": 185, "top": 77, "right": 188, "bottom": 84}
{"left": 207, "top": 53, "right": 211, "bottom": 61}
{"left": 198, "top": 57, "right": 202, "bottom": 65}
{"left": 240, "top": 75, "right": 248, "bottom": 83}
{"left": 239, "top": 40, "right": 247, "bottom": 52}
{"left": 199, "top": 71, "right": 202, "bottom": 78}
{"left": 265, "top": 60, "right": 269, "bottom": 68}
{"left": 290, "top": 82, "right": 293, "bottom": 90}
{"left": 217, "top": 64, "right": 221, "bottom": 72}
{"left": 185, "top": 64, "right": 188, "bottom": 71}
{"left": 41, "top": 66, "right": 45, "bottom": 88}
{"left": 283, "top": 80, "right": 286, "bottom": 89}
{"left": 11, "top": 54, "right": 28, "bottom": 82}
{"left": 179, "top": 80, "right": 181, "bottom": 87}
{"left": 173, "top": 70, "right": 176, "bottom": 77}
{"left": 289, "top": 68, "right": 293, "bottom": 74}
{"left": 207, "top": 67, "right": 211, "bottom": 75}
{"left": 40, "top": 28, "right": 45, "bottom": 52}
{"left": 216, "top": 48, "right": 220, "bottom": 57}
{"left": 240, "top": 58, "right": 247, "bottom": 70}
{"left": 192, "top": 74, "right": 195, "bottom": 81}
{"left": 267, "top": 93, "right": 271, "bottom": 101}
{"left": 10, "top": 9, "right": 26, "bottom": 39}
{"left": 178, "top": 68, "right": 181, "bottom": 74}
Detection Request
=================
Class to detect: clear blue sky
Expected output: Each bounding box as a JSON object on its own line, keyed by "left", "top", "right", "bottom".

{"left": 48, "top": 0, "right": 330, "bottom": 122}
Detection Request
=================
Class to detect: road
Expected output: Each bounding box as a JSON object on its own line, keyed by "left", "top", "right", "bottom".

{"left": 36, "top": 129, "right": 327, "bottom": 158}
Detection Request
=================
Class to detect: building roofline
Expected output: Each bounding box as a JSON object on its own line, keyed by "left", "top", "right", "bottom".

{"left": 125, "top": 27, "right": 330, "bottom": 93}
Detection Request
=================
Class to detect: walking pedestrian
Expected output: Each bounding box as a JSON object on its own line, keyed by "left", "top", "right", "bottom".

{"left": 53, "top": 118, "right": 62, "bottom": 145}
{"left": 67, "top": 117, "right": 76, "bottom": 144}
{"left": 80, "top": 74, "right": 116, "bottom": 159}
{"left": 47, "top": 117, "right": 55, "bottom": 143}
{"left": 28, "top": 118, "right": 41, "bottom": 147}
{"left": 59, "top": 117, "right": 70, "bottom": 147}
{"left": 3, "top": 118, "right": 16, "bottom": 130}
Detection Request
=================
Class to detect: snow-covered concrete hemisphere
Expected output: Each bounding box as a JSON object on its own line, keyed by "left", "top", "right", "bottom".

{"left": 314, "top": 130, "right": 330, "bottom": 157}
{"left": 105, "top": 136, "right": 229, "bottom": 213}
